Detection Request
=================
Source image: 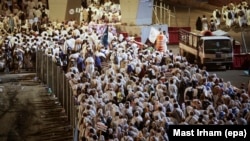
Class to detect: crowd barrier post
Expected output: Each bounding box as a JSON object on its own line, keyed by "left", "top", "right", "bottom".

{"left": 48, "top": 56, "right": 53, "bottom": 89}
{"left": 58, "top": 70, "right": 62, "bottom": 105}
{"left": 41, "top": 54, "right": 44, "bottom": 82}
{"left": 66, "top": 76, "right": 70, "bottom": 121}
{"left": 51, "top": 60, "right": 55, "bottom": 97}
{"left": 41, "top": 53, "right": 45, "bottom": 82}
{"left": 47, "top": 56, "right": 50, "bottom": 89}
{"left": 69, "top": 90, "right": 74, "bottom": 126}
{"left": 56, "top": 66, "right": 60, "bottom": 100}
{"left": 36, "top": 51, "right": 40, "bottom": 78}
{"left": 39, "top": 51, "right": 42, "bottom": 79}
{"left": 36, "top": 53, "right": 77, "bottom": 140}
{"left": 67, "top": 84, "right": 71, "bottom": 122}
{"left": 43, "top": 54, "right": 48, "bottom": 84}
{"left": 63, "top": 75, "right": 67, "bottom": 114}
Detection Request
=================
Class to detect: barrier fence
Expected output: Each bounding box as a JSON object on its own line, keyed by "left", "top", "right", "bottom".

{"left": 36, "top": 50, "right": 77, "bottom": 140}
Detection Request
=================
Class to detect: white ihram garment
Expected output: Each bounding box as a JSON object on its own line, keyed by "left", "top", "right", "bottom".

{"left": 85, "top": 56, "right": 95, "bottom": 77}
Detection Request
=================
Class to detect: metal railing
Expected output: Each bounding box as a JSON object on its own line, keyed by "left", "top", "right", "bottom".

{"left": 36, "top": 50, "right": 77, "bottom": 140}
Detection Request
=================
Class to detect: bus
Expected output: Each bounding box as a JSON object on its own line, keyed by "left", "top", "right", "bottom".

{"left": 179, "top": 29, "right": 235, "bottom": 70}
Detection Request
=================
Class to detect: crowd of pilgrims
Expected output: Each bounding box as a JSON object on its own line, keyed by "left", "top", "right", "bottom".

{"left": 196, "top": 1, "right": 250, "bottom": 32}
{"left": 0, "top": 0, "right": 250, "bottom": 141}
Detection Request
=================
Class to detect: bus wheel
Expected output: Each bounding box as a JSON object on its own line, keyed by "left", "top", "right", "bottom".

{"left": 186, "top": 53, "right": 195, "bottom": 64}
{"left": 226, "top": 65, "right": 232, "bottom": 70}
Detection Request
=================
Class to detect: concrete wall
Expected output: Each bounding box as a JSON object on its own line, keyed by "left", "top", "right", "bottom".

{"left": 169, "top": 0, "right": 219, "bottom": 11}
{"left": 48, "top": 0, "right": 67, "bottom": 22}
{"left": 169, "top": 0, "right": 244, "bottom": 9}
{"left": 120, "top": 0, "right": 154, "bottom": 25}
{"left": 208, "top": 0, "right": 242, "bottom": 7}
{"left": 48, "top": 0, "right": 81, "bottom": 23}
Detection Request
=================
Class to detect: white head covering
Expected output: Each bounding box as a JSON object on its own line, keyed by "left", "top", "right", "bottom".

{"left": 118, "top": 34, "right": 124, "bottom": 42}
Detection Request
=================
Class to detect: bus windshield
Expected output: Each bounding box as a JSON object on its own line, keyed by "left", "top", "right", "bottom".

{"left": 203, "top": 39, "right": 232, "bottom": 54}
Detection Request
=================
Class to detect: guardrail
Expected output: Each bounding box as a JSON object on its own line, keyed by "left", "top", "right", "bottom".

{"left": 36, "top": 50, "right": 77, "bottom": 140}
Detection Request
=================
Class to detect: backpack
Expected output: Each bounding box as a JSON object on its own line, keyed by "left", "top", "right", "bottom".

{"left": 63, "top": 60, "right": 67, "bottom": 66}
{"left": 202, "top": 100, "right": 211, "bottom": 110}
{"left": 95, "top": 55, "right": 102, "bottom": 67}
{"left": 17, "top": 54, "right": 23, "bottom": 61}
{"left": 210, "top": 23, "right": 216, "bottom": 31}
{"left": 216, "top": 11, "right": 221, "bottom": 18}
{"left": 165, "top": 102, "right": 171, "bottom": 111}
{"left": 186, "top": 88, "right": 194, "bottom": 100}
{"left": 56, "top": 57, "right": 61, "bottom": 66}
{"left": 127, "top": 64, "right": 134, "bottom": 74}
{"left": 113, "top": 53, "right": 119, "bottom": 64}
{"left": 117, "top": 91, "right": 123, "bottom": 102}
{"left": 228, "top": 12, "right": 232, "bottom": 19}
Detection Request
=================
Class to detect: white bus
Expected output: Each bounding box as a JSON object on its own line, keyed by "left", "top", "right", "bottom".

{"left": 179, "top": 29, "right": 235, "bottom": 69}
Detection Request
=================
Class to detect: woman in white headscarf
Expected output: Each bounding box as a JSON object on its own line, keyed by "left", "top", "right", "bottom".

{"left": 85, "top": 53, "right": 95, "bottom": 77}
{"left": 237, "top": 7, "right": 247, "bottom": 28}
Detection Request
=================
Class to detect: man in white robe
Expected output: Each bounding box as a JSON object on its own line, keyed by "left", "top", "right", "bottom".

{"left": 225, "top": 8, "right": 235, "bottom": 28}
{"left": 85, "top": 56, "right": 95, "bottom": 77}
{"left": 213, "top": 9, "right": 221, "bottom": 29}
{"left": 63, "top": 36, "right": 75, "bottom": 54}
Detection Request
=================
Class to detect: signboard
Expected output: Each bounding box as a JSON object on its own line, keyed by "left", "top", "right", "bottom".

{"left": 69, "top": 9, "right": 75, "bottom": 15}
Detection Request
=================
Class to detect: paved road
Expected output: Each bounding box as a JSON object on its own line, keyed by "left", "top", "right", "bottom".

{"left": 209, "top": 70, "right": 250, "bottom": 88}
{"left": 0, "top": 74, "right": 73, "bottom": 141}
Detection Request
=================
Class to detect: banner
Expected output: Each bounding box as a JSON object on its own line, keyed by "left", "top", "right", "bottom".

{"left": 148, "top": 27, "right": 160, "bottom": 43}
{"left": 101, "top": 25, "right": 109, "bottom": 48}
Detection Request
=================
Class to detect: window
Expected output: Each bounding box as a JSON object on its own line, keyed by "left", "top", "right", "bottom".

{"left": 204, "top": 39, "right": 232, "bottom": 54}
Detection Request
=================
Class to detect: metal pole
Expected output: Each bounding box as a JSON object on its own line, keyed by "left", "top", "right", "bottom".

{"left": 36, "top": 48, "right": 38, "bottom": 75}
{"left": 160, "top": 0, "right": 162, "bottom": 24}
{"left": 155, "top": 1, "right": 158, "bottom": 24}
{"left": 80, "top": 8, "right": 83, "bottom": 23}
{"left": 46, "top": 56, "right": 49, "bottom": 85}
{"left": 168, "top": 9, "right": 171, "bottom": 27}
{"left": 164, "top": 3, "right": 166, "bottom": 24}
{"left": 167, "top": 5, "right": 170, "bottom": 26}
{"left": 154, "top": 8, "right": 160, "bottom": 24}
{"left": 174, "top": 7, "right": 178, "bottom": 27}
{"left": 188, "top": 7, "right": 190, "bottom": 27}
{"left": 241, "top": 30, "right": 248, "bottom": 53}
{"left": 63, "top": 75, "right": 65, "bottom": 110}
